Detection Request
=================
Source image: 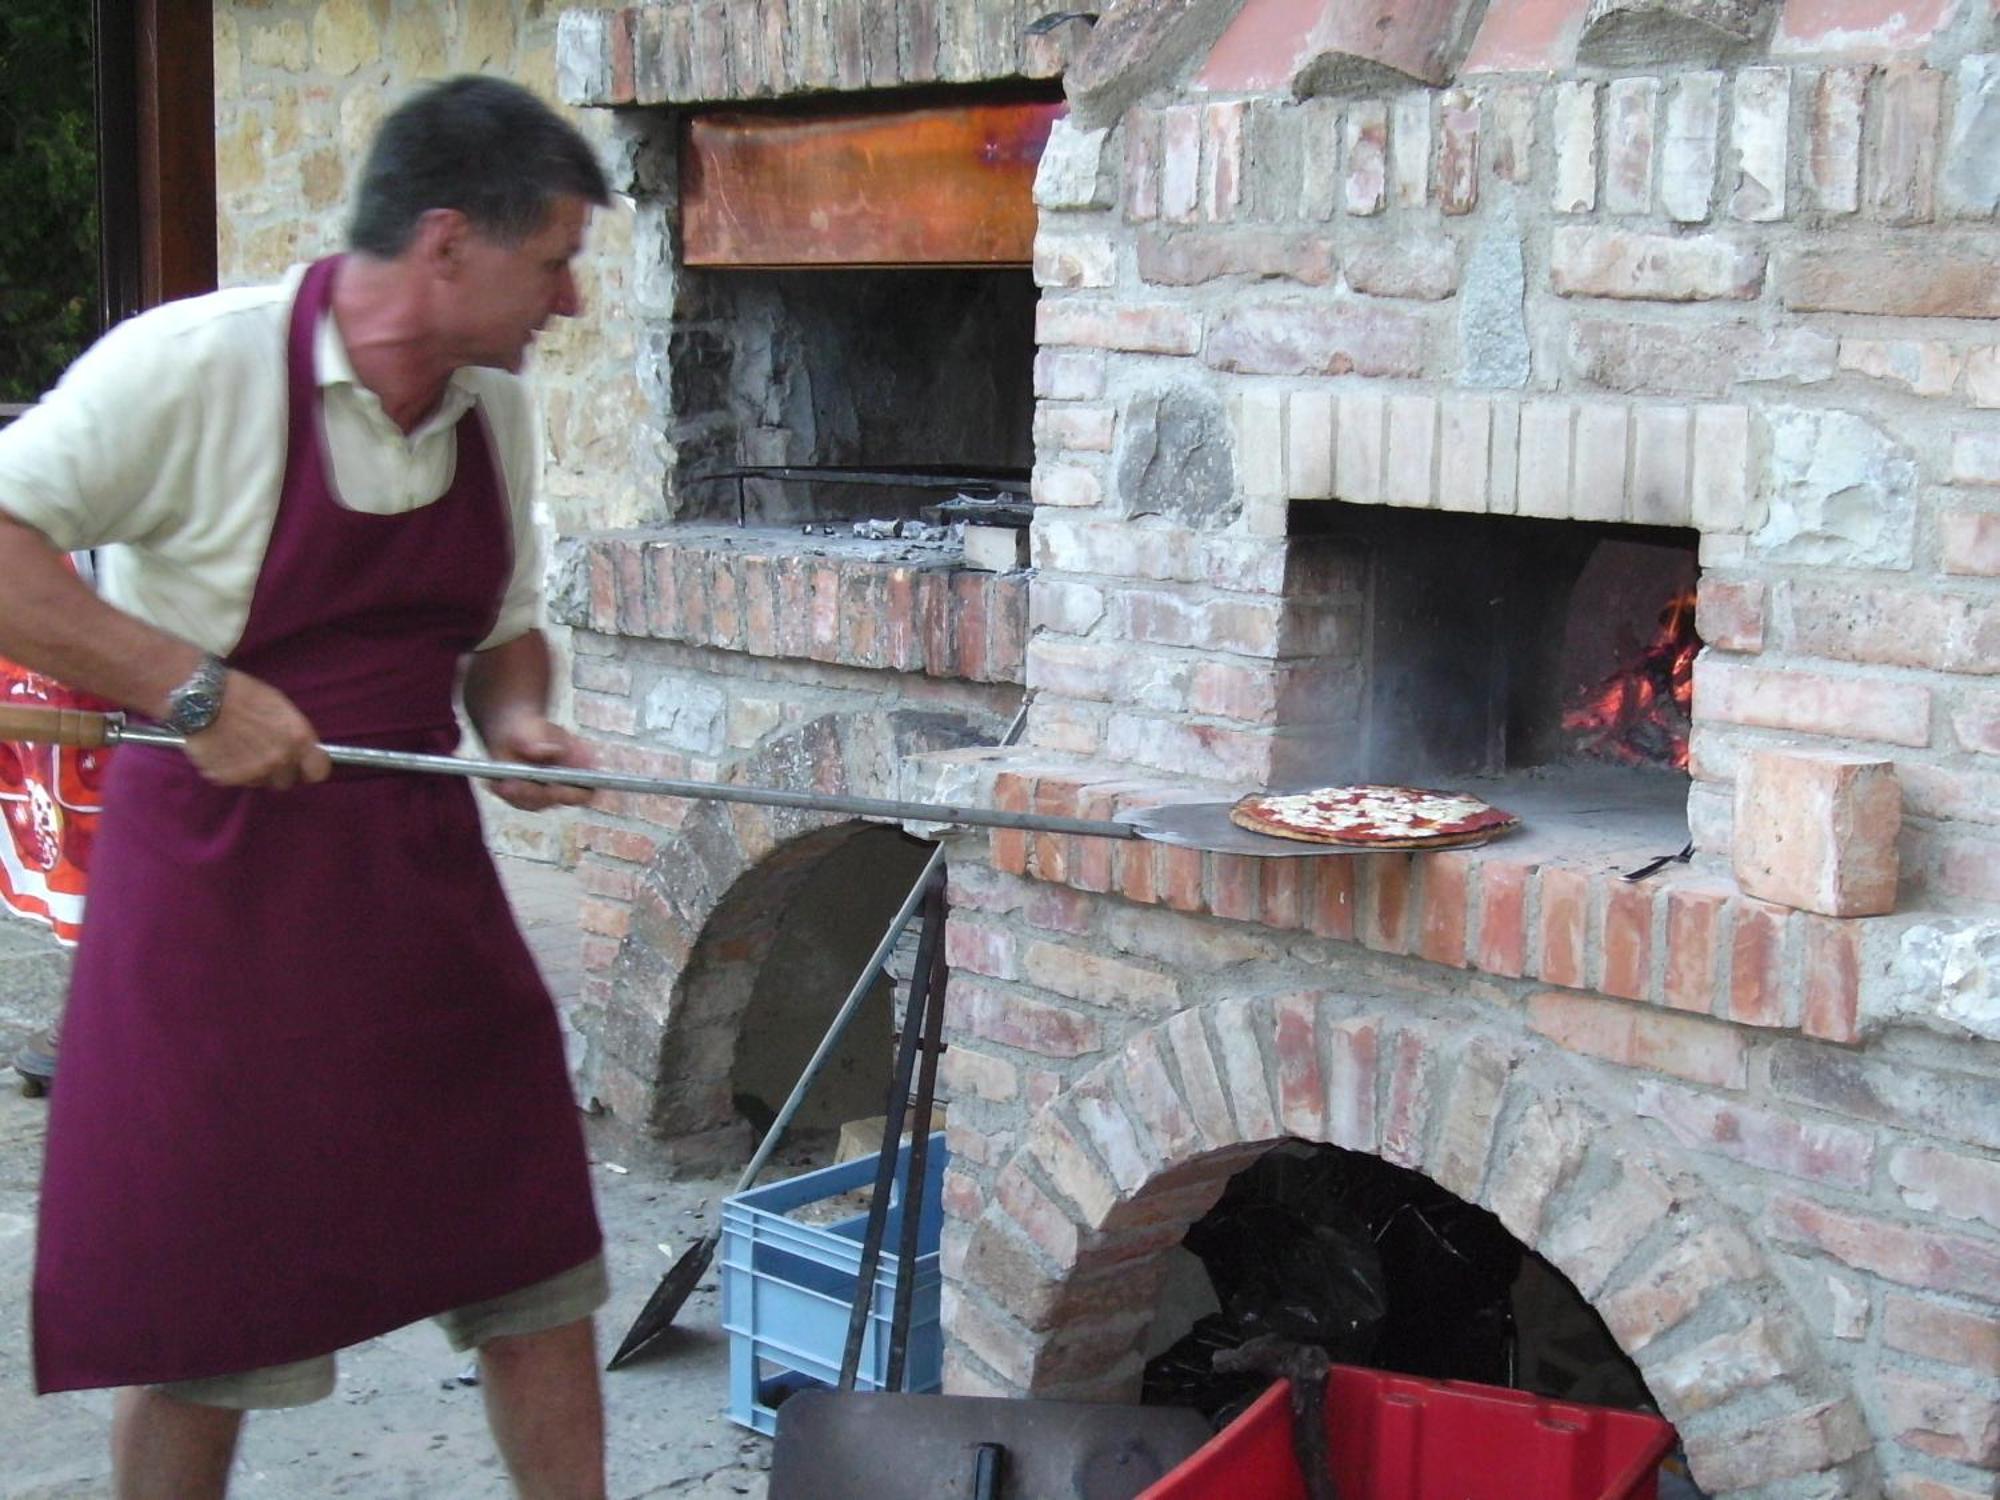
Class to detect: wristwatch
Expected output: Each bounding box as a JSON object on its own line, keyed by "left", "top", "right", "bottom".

{"left": 162, "top": 654, "right": 228, "bottom": 735}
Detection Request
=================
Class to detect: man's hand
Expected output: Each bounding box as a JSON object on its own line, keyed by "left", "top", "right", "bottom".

{"left": 478, "top": 710, "right": 597, "bottom": 811}
{"left": 181, "top": 671, "right": 331, "bottom": 789}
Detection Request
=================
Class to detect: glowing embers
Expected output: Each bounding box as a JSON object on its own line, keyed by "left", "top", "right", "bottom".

{"left": 1562, "top": 587, "right": 1701, "bottom": 770}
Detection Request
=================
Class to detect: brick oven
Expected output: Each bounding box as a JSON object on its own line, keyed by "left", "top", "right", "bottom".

{"left": 555, "top": 1, "right": 1999, "bottom": 1493}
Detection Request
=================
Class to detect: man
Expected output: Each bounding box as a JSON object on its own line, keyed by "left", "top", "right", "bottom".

{"left": 0, "top": 77, "right": 614, "bottom": 1499}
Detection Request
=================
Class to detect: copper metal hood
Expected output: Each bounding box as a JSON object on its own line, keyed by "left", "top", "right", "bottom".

{"left": 679, "top": 97, "right": 1065, "bottom": 269}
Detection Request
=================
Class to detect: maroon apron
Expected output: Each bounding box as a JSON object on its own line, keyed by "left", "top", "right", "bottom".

{"left": 32, "top": 256, "right": 602, "bottom": 1393}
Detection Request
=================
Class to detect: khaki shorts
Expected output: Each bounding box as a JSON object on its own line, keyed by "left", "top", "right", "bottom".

{"left": 155, "top": 1254, "right": 610, "bottom": 1411}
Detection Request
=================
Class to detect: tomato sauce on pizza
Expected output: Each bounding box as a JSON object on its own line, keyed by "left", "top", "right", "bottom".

{"left": 1228, "top": 784, "right": 1520, "bottom": 849}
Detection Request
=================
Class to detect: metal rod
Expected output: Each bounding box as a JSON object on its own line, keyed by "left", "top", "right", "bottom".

{"left": 106, "top": 719, "right": 1140, "bottom": 842}
{"left": 840, "top": 873, "right": 946, "bottom": 1392}
{"left": 885, "top": 882, "right": 950, "bottom": 1393}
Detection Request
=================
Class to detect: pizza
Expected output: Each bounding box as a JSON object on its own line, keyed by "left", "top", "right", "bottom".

{"left": 1228, "top": 784, "right": 1520, "bottom": 849}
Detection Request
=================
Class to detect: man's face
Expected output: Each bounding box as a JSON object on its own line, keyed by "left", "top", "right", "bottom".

{"left": 447, "top": 194, "right": 593, "bottom": 372}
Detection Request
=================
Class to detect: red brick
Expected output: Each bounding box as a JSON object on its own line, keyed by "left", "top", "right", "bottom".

{"left": 576, "top": 823, "right": 660, "bottom": 865}
{"left": 577, "top": 896, "right": 631, "bottom": 939}
{"left": 1539, "top": 867, "right": 1590, "bottom": 989}
{"left": 1892, "top": 1146, "right": 2000, "bottom": 1234}
{"left": 1412, "top": 854, "right": 1469, "bottom": 968}
{"left": 1883, "top": 1294, "right": 2000, "bottom": 1376}
{"left": 1159, "top": 845, "right": 1205, "bottom": 914}
{"left": 1877, "top": 1370, "right": 2000, "bottom": 1468}
{"left": 1360, "top": 855, "right": 1412, "bottom": 955}
{"left": 1664, "top": 881, "right": 1728, "bottom": 1013}
{"left": 953, "top": 571, "right": 990, "bottom": 681}
{"left": 1696, "top": 659, "right": 1933, "bottom": 747}
{"left": 775, "top": 556, "right": 811, "bottom": 658}
{"left": 613, "top": 539, "right": 648, "bottom": 635}
{"left": 1122, "top": 107, "right": 1160, "bottom": 221}
{"left": 1551, "top": 226, "right": 1764, "bottom": 301}
{"left": 1726, "top": 897, "right": 1788, "bottom": 1028}
{"left": 946, "top": 917, "right": 1018, "bottom": 980}
{"left": 1069, "top": 791, "right": 1119, "bottom": 895}
{"left": 1209, "top": 853, "right": 1261, "bottom": 923}
{"left": 953, "top": 977, "right": 1102, "bottom": 1060}
{"left": 1732, "top": 749, "right": 1898, "bottom": 917}
{"left": 1380, "top": 1028, "right": 1433, "bottom": 1168}
{"left": 1801, "top": 915, "right": 1863, "bottom": 1043}
{"left": 1634, "top": 1079, "right": 1873, "bottom": 1187}
{"left": 1135, "top": 228, "right": 1337, "bottom": 286}
{"left": 1203, "top": 300, "right": 1429, "bottom": 380}
{"left": 1437, "top": 90, "right": 1480, "bottom": 215}
{"left": 990, "top": 773, "right": 1033, "bottom": 875}
{"left": 1475, "top": 861, "right": 1528, "bottom": 977}
{"left": 1115, "top": 837, "right": 1160, "bottom": 905}
{"left": 1868, "top": 64, "right": 1945, "bottom": 226}
{"left": 1259, "top": 857, "right": 1304, "bottom": 930}
{"left": 1682, "top": 1398, "right": 1870, "bottom": 1492}
{"left": 1941, "top": 511, "right": 2000, "bottom": 577}
{"left": 1272, "top": 992, "right": 1325, "bottom": 1139}
{"left": 1601, "top": 882, "right": 1653, "bottom": 1001}
{"left": 1324, "top": 1018, "right": 1379, "bottom": 1152}
{"left": 1767, "top": 1194, "right": 2000, "bottom": 1300}
{"left": 1786, "top": 580, "right": 2000, "bottom": 676}
{"left": 1939, "top": 834, "right": 2000, "bottom": 902}
{"left": 1024, "top": 885, "right": 1092, "bottom": 937}
{"left": 1599, "top": 1226, "right": 1760, "bottom": 1352}
{"left": 1035, "top": 299, "right": 1202, "bottom": 356}
{"left": 1696, "top": 578, "right": 1765, "bottom": 653}
{"left": 1028, "top": 780, "right": 1079, "bottom": 886}
{"left": 1783, "top": 243, "right": 2000, "bottom": 318}
{"left": 584, "top": 547, "right": 616, "bottom": 631}
{"left": 1303, "top": 857, "right": 1356, "bottom": 941}
{"left": 1529, "top": 989, "right": 1633, "bottom": 1066}
{"left": 673, "top": 550, "right": 709, "bottom": 644}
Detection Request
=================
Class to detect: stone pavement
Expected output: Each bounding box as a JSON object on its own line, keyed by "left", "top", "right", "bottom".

{"left": 0, "top": 856, "right": 773, "bottom": 1498}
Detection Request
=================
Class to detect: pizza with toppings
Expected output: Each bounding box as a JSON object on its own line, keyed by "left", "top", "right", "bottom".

{"left": 1228, "top": 784, "right": 1520, "bottom": 849}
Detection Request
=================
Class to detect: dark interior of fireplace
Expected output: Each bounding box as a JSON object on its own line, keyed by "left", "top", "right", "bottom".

{"left": 672, "top": 267, "right": 1037, "bottom": 527}
{"left": 1290, "top": 503, "right": 1701, "bottom": 782}
{"left": 1142, "top": 1141, "right": 1654, "bottom": 1428}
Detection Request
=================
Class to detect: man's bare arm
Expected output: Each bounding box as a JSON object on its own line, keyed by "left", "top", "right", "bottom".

{"left": 0, "top": 510, "right": 328, "bottom": 787}
{"left": 462, "top": 629, "right": 594, "bottom": 812}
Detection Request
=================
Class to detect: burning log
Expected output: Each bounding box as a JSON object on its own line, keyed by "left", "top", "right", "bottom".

{"left": 1562, "top": 588, "right": 1700, "bottom": 769}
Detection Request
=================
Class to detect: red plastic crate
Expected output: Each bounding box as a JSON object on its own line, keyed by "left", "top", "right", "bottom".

{"left": 1139, "top": 1367, "right": 1676, "bottom": 1500}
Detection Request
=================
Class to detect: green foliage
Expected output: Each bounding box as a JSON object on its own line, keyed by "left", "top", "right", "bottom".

{"left": 0, "top": 5, "right": 99, "bottom": 403}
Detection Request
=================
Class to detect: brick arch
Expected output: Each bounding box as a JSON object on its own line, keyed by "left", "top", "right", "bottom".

{"left": 602, "top": 706, "right": 996, "bottom": 1154}
{"left": 951, "top": 992, "right": 1878, "bottom": 1498}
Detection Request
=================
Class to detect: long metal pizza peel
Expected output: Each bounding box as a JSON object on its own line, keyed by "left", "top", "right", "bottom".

{"left": 0, "top": 703, "right": 1300, "bottom": 852}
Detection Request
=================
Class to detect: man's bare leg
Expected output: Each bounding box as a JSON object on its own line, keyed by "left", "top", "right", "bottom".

{"left": 478, "top": 1316, "right": 607, "bottom": 1500}
{"left": 111, "top": 1387, "right": 244, "bottom": 1500}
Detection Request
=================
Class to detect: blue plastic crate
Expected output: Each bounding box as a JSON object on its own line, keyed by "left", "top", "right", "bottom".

{"left": 720, "top": 1134, "right": 948, "bottom": 1435}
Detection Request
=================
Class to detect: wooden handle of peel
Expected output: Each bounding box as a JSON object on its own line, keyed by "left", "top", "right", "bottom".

{"left": 0, "top": 704, "right": 120, "bottom": 748}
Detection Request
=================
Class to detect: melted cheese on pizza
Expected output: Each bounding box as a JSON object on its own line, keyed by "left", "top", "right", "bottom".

{"left": 1244, "top": 786, "right": 1501, "bottom": 836}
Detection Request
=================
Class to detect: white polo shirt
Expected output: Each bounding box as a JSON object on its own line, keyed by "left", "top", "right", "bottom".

{"left": 0, "top": 264, "right": 545, "bottom": 656}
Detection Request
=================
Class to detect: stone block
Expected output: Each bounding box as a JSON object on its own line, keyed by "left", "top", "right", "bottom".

{"left": 1943, "top": 54, "right": 2000, "bottom": 218}
{"left": 1733, "top": 747, "right": 1901, "bottom": 917}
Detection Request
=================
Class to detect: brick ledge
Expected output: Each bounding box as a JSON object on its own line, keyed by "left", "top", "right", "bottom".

{"left": 909, "top": 745, "right": 1897, "bottom": 1045}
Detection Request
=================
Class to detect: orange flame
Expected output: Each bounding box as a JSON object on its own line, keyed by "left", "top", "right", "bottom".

{"left": 1562, "top": 588, "right": 1700, "bottom": 769}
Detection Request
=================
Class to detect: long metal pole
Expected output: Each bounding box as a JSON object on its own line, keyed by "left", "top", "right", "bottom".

{"left": 71, "top": 717, "right": 1140, "bottom": 842}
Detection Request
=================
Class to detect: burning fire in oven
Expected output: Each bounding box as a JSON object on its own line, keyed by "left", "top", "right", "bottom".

{"left": 1562, "top": 588, "right": 1700, "bottom": 770}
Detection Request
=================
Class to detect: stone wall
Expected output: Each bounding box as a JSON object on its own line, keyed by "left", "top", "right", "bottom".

{"left": 214, "top": 0, "right": 656, "bottom": 863}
